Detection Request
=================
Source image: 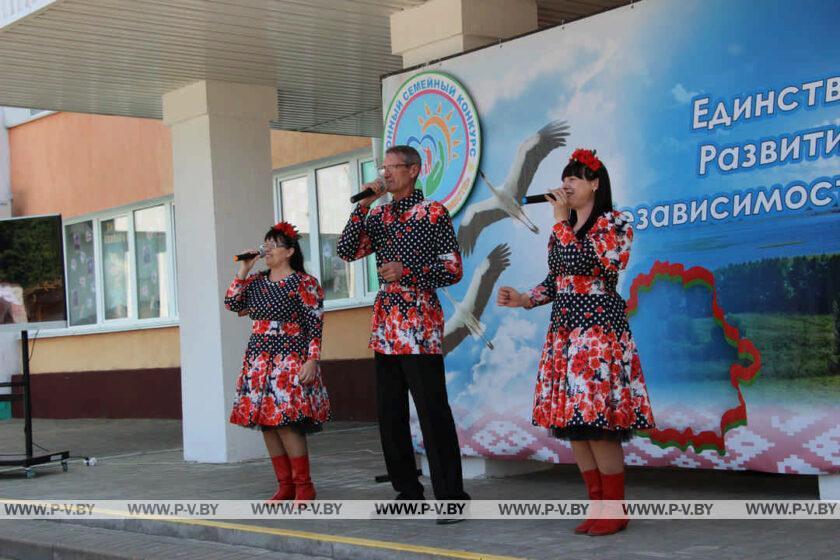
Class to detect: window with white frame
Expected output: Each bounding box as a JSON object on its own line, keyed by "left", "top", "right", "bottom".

{"left": 274, "top": 151, "right": 380, "bottom": 308}
{"left": 62, "top": 197, "right": 177, "bottom": 328}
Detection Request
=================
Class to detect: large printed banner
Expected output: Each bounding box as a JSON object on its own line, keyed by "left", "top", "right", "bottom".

{"left": 381, "top": 0, "right": 840, "bottom": 474}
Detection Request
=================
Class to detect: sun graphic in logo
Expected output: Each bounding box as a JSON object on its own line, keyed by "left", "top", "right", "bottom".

{"left": 384, "top": 70, "right": 481, "bottom": 215}
{"left": 412, "top": 101, "right": 463, "bottom": 197}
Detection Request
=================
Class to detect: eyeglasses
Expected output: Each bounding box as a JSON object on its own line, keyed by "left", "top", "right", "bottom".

{"left": 377, "top": 163, "right": 412, "bottom": 173}
{"left": 260, "top": 241, "right": 288, "bottom": 251}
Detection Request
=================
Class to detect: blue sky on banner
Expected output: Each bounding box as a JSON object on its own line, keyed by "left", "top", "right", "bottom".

{"left": 384, "top": 0, "right": 839, "bottom": 424}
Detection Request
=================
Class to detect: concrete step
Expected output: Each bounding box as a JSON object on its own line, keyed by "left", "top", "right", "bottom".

{"left": 50, "top": 517, "right": 511, "bottom": 560}
{"left": 0, "top": 520, "right": 330, "bottom": 560}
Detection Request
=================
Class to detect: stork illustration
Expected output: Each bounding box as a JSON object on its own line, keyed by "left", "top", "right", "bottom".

{"left": 442, "top": 244, "right": 511, "bottom": 354}
{"left": 457, "top": 120, "right": 570, "bottom": 255}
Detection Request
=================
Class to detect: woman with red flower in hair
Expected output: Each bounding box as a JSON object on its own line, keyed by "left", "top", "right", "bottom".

{"left": 225, "top": 222, "right": 330, "bottom": 503}
{"left": 497, "top": 149, "right": 654, "bottom": 536}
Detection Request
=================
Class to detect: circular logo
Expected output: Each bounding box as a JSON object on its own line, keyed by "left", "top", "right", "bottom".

{"left": 383, "top": 71, "right": 481, "bottom": 216}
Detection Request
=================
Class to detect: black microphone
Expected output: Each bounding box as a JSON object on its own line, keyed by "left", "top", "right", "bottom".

{"left": 520, "top": 193, "right": 555, "bottom": 205}
{"left": 350, "top": 179, "right": 385, "bottom": 204}
{"left": 233, "top": 247, "right": 266, "bottom": 262}
{"left": 350, "top": 188, "right": 376, "bottom": 204}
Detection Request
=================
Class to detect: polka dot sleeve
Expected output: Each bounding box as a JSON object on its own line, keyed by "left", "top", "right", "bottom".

{"left": 589, "top": 211, "right": 633, "bottom": 273}
{"left": 410, "top": 204, "right": 463, "bottom": 291}
{"left": 551, "top": 219, "right": 578, "bottom": 246}
{"left": 299, "top": 275, "right": 325, "bottom": 361}
{"left": 527, "top": 271, "right": 557, "bottom": 308}
{"left": 337, "top": 205, "right": 374, "bottom": 262}
{"left": 224, "top": 274, "right": 258, "bottom": 313}
{"left": 527, "top": 232, "right": 559, "bottom": 308}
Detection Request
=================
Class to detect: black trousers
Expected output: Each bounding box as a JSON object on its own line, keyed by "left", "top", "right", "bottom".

{"left": 375, "top": 352, "right": 468, "bottom": 500}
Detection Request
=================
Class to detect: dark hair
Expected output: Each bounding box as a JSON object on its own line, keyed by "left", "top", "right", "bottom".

{"left": 385, "top": 145, "right": 422, "bottom": 167}
{"left": 264, "top": 228, "right": 306, "bottom": 274}
{"left": 561, "top": 158, "right": 613, "bottom": 238}
{"left": 385, "top": 145, "right": 422, "bottom": 185}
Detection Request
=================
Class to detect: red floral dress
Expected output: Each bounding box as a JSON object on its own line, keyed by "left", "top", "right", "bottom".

{"left": 528, "top": 210, "right": 654, "bottom": 439}
{"left": 337, "top": 189, "right": 463, "bottom": 355}
{"left": 224, "top": 271, "right": 331, "bottom": 430}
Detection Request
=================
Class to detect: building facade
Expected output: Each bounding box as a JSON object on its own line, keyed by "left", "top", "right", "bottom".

{"left": 4, "top": 109, "right": 379, "bottom": 421}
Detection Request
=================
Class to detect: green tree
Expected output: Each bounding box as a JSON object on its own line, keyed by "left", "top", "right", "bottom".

{"left": 0, "top": 217, "right": 63, "bottom": 290}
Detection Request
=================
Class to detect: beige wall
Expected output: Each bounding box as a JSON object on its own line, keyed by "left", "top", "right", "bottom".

{"left": 29, "top": 327, "right": 180, "bottom": 374}
{"left": 10, "top": 113, "right": 173, "bottom": 218}
{"left": 271, "top": 130, "right": 371, "bottom": 169}
{"left": 322, "top": 306, "right": 374, "bottom": 361}
{"left": 29, "top": 303, "right": 373, "bottom": 374}
{"left": 11, "top": 113, "right": 374, "bottom": 372}
{"left": 27, "top": 304, "right": 373, "bottom": 373}
{"left": 10, "top": 116, "right": 372, "bottom": 218}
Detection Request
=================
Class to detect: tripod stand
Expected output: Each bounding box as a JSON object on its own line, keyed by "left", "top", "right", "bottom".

{"left": 0, "top": 330, "right": 69, "bottom": 478}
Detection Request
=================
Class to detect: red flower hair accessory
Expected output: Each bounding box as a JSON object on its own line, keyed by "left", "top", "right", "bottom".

{"left": 570, "top": 148, "right": 602, "bottom": 172}
{"left": 272, "top": 221, "right": 298, "bottom": 241}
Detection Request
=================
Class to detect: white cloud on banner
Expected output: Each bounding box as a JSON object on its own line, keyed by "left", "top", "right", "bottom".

{"left": 672, "top": 83, "right": 700, "bottom": 104}
{"left": 470, "top": 42, "right": 576, "bottom": 115}
{"left": 453, "top": 315, "right": 541, "bottom": 419}
{"left": 539, "top": 26, "right": 653, "bottom": 199}
{"left": 472, "top": 17, "right": 628, "bottom": 115}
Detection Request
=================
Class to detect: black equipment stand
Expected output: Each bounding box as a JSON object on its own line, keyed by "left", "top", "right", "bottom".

{"left": 0, "top": 330, "right": 69, "bottom": 478}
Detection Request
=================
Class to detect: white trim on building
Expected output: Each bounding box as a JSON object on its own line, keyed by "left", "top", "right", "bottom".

{"left": 274, "top": 149, "right": 379, "bottom": 312}
{"left": 2, "top": 107, "right": 55, "bottom": 128}
{"left": 37, "top": 195, "right": 179, "bottom": 337}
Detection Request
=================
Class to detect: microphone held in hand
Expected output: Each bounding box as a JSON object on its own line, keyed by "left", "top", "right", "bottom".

{"left": 520, "top": 193, "right": 555, "bottom": 205}
{"left": 350, "top": 188, "right": 376, "bottom": 204}
{"left": 349, "top": 177, "right": 385, "bottom": 204}
{"left": 233, "top": 246, "right": 266, "bottom": 262}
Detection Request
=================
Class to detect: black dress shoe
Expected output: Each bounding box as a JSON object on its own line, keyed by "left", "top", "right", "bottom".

{"left": 435, "top": 495, "right": 470, "bottom": 525}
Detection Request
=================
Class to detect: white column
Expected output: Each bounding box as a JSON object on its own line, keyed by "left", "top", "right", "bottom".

{"left": 163, "top": 81, "right": 277, "bottom": 462}
{"left": 370, "top": 137, "right": 383, "bottom": 167}
{"left": 390, "top": 0, "right": 537, "bottom": 67}
{"left": 0, "top": 108, "right": 10, "bottom": 217}
{"left": 421, "top": 455, "right": 552, "bottom": 479}
{"left": 819, "top": 474, "right": 840, "bottom": 500}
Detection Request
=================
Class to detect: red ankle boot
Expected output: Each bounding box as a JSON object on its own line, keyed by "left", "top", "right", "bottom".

{"left": 574, "top": 469, "right": 602, "bottom": 534}
{"left": 290, "top": 454, "right": 316, "bottom": 504}
{"left": 267, "top": 455, "right": 294, "bottom": 502}
{"left": 588, "top": 471, "right": 628, "bottom": 536}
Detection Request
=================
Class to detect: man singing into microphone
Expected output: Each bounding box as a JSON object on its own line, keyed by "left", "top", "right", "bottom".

{"left": 338, "top": 146, "right": 470, "bottom": 514}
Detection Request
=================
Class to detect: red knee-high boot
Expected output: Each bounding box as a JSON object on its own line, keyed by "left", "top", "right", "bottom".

{"left": 267, "top": 455, "right": 294, "bottom": 502}
{"left": 588, "top": 471, "right": 628, "bottom": 536}
{"left": 574, "top": 469, "right": 602, "bottom": 534}
{"left": 290, "top": 454, "right": 316, "bottom": 503}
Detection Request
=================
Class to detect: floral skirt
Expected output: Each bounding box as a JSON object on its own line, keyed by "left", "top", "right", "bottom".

{"left": 229, "top": 338, "right": 331, "bottom": 429}
{"left": 532, "top": 323, "right": 655, "bottom": 435}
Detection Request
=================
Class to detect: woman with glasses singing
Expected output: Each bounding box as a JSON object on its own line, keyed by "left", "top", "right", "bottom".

{"left": 225, "top": 222, "right": 330, "bottom": 503}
